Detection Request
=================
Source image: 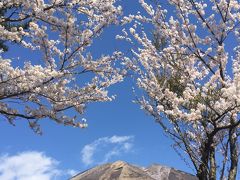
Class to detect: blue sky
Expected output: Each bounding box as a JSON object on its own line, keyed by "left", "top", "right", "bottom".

{"left": 0, "top": 1, "right": 196, "bottom": 179}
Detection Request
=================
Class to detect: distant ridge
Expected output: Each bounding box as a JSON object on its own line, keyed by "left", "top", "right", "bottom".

{"left": 70, "top": 161, "right": 198, "bottom": 180}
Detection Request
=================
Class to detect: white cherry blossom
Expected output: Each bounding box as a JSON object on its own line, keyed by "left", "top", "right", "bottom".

{"left": 0, "top": 0, "right": 123, "bottom": 133}
{"left": 120, "top": 0, "right": 240, "bottom": 179}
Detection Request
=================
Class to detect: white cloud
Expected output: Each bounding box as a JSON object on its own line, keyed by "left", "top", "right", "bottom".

{"left": 108, "top": 136, "right": 132, "bottom": 143}
{"left": 66, "top": 169, "right": 78, "bottom": 177}
{"left": 0, "top": 151, "right": 76, "bottom": 180}
{"left": 81, "top": 135, "right": 134, "bottom": 166}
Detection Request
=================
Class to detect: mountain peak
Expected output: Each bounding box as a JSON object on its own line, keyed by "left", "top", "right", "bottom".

{"left": 110, "top": 160, "right": 127, "bottom": 169}
{"left": 70, "top": 161, "right": 198, "bottom": 180}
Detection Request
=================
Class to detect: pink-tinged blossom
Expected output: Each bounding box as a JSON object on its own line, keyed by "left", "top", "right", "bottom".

{"left": 119, "top": 0, "right": 240, "bottom": 179}
{"left": 0, "top": 0, "right": 123, "bottom": 133}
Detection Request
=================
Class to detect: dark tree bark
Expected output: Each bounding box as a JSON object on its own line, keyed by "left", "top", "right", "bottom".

{"left": 228, "top": 127, "right": 238, "bottom": 180}
{"left": 197, "top": 141, "right": 210, "bottom": 180}
{"left": 209, "top": 146, "right": 216, "bottom": 180}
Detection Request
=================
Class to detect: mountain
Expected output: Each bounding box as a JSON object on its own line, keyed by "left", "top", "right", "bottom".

{"left": 70, "top": 161, "right": 198, "bottom": 180}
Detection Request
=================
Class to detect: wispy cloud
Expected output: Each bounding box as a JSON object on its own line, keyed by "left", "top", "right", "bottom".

{"left": 66, "top": 169, "right": 78, "bottom": 177}
{"left": 0, "top": 151, "right": 76, "bottom": 180}
{"left": 81, "top": 135, "right": 134, "bottom": 166}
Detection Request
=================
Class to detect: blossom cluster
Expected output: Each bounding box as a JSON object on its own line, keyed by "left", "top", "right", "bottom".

{"left": 119, "top": 0, "right": 240, "bottom": 167}
{"left": 0, "top": 0, "right": 123, "bottom": 133}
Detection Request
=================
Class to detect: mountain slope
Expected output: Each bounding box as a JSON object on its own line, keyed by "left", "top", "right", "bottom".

{"left": 70, "top": 161, "right": 198, "bottom": 180}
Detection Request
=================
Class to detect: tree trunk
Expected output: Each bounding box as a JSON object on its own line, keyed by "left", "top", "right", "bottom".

{"left": 197, "top": 135, "right": 217, "bottom": 180}
{"left": 209, "top": 146, "right": 216, "bottom": 180}
{"left": 197, "top": 142, "right": 209, "bottom": 180}
{"left": 228, "top": 128, "right": 238, "bottom": 180}
{"left": 197, "top": 163, "right": 208, "bottom": 180}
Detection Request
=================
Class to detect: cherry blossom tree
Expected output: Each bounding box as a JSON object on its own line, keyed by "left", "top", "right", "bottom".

{"left": 0, "top": 0, "right": 124, "bottom": 134}
{"left": 119, "top": 0, "right": 240, "bottom": 179}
